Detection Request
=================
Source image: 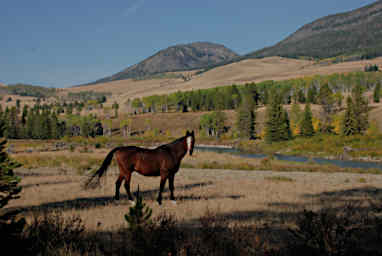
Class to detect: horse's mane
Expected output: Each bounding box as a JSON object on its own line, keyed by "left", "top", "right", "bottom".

{"left": 156, "top": 135, "right": 186, "bottom": 150}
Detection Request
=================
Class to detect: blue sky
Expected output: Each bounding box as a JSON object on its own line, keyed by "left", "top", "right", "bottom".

{"left": 0, "top": 0, "right": 377, "bottom": 88}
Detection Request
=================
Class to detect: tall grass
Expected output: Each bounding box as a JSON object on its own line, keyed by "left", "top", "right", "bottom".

{"left": 238, "top": 133, "right": 382, "bottom": 159}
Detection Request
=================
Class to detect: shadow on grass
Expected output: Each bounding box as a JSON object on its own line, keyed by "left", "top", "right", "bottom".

{"left": 10, "top": 181, "right": 243, "bottom": 213}
{"left": 22, "top": 180, "right": 75, "bottom": 189}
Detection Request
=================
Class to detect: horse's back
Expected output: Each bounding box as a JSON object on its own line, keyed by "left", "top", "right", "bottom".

{"left": 115, "top": 146, "right": 174, "bottom": 176}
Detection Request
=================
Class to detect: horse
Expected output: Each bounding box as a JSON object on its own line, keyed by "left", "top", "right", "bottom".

{"left": 84, "top": 130, "right": 195, "bottom": 205}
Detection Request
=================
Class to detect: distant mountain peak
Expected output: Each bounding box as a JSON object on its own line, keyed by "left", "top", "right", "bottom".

{"left": 87, "top": 41, "right": 238, "bottom": 85}
{"left": 248, "top": 1, "right": 382, "bottom": 59}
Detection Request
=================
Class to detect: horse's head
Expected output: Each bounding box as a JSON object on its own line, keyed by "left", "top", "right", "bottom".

{"left": 186, "top": 130, "right": 195, "bottom": 156}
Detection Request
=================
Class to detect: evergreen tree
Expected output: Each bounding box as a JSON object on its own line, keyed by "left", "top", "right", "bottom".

{"left": 297, "top": 89, "right": 306, "bottom": 103}
{"left": 39, "top": 110, "right": 51, "bottom": 139}
{"left": 4, "top": 107, "right": 19, "bottom": 139}
{"left": 341, "top": 96, "right": 357, "bottom": 136}
{"left": 300, "top": 104, "right": 315, "bottom": 137}
{"left": 264, "top": 92, "right": 291, "bottom": 143}
{"left": 307, "top": 86, "right": 317, "bottom": 104}
{"left": 50, "top": 113, "right": 60, "bottom": 139}
{"left": 0, "top": 140, "right": 22, "bottom": 208}
{"left": 21, "top": 105, "right": 28, "bottom": 126}
{"left": 25, "top": 111, "right": 34, "bottom": 139}
{"left": 124, "top": 186, "right": 152, "bottom": 231}
{"left": 236, "top": 95, "right": 256, "bottom": 139}
{"left": 0, "top": 105, "right": 4, "bottom": 137}
{"left": 373, "top": 82, "right": 381, "bottom": 103}
{"left": 352, "top": 84, "right": 369, "bottom": 134}
{"left": 280, "top": 110, "right": 292, "bottom": 140}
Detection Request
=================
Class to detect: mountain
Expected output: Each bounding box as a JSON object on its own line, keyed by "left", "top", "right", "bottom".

{"left": 88, "top": 42, "right": 238, "bottom": 85}
{"left": 247, "top": 0, "right": 382, "bottom": 59}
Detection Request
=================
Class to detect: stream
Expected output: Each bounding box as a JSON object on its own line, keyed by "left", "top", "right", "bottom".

{"left": 195, "top": 146, "right": 382, "bottom": 171}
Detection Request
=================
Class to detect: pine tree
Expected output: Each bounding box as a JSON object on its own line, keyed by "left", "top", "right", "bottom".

{"left": 352, "top": 84, "right": 369, "bottom": 134}
{"left": 0, "top": 105, "right": 4, "bottom": 138}
{"left": 373, "top": 82, "right": 381, "bottom": 103}
{"left": 21, "top": 105, "right": 28, "bottom": 126}
{"left": 236, "top": 95, "right": 256, "bottom": 139}
{"left": 307, "top": 86, "right": 317, "bottom": 104}
{"left": 264, "top": 92, "right": 291, "bottom": 143}
{"left": 25, "top": 110, "right": 35, "bottom": 139}
{"left": 4, "top": 107, "right": 20, "bottom": 139}
{"left": 50, "top": 112, "right": 60, "bottom": 139}
{"left": 341, "top": 96, "right": 357, "bottom": 136}
{"left": 279, "top": 110, "right": 292, "bottom": 140}
{"left": 297, "top": 89, "right": 306, "bottom": 103}
{"left": 124, "top": 186, "right": 152, "bottom": 231}
{"left": 300, "top": 104, "right": 315, "bottom": 137}
{"left": 0, "top": 140, "right": 22, "bottom": 208}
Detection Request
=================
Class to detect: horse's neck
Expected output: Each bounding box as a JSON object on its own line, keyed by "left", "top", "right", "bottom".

{"left": 168, "top": 138, "right": 187, "bottom": 161}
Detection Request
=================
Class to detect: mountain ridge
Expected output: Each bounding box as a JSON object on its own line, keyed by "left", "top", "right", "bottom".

{"left": 247, "top": 0, "right": 382, "bottom": 59}
{"left": 85, "top": 41, "right": 238, "bottom": 86}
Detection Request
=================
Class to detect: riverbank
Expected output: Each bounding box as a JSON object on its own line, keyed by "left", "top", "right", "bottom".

{"left": 235, "top": 133, "right": 382, "bottom": 163}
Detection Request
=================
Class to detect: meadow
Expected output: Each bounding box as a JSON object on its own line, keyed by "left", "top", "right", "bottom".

{"left": 4, "top": 146, "right": 382, "bottom": 255}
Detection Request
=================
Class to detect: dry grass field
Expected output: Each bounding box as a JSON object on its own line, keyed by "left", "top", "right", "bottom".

{"left": 7, "top": 150, "right": 382, "bottom": 235}
{"left": 64, "top": 56, "right": 382, "bottom": 107}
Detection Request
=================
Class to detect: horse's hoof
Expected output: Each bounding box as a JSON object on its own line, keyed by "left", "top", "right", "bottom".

{"left": 129, "top": 200, "right": 136, "bottom": 206}
{"left": 170, "top": 200, "right": 177, "bottom": 205}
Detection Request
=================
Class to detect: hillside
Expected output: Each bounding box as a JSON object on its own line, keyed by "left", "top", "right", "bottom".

{"left": 66, "top": 56, "right": 382, "bottom": 106}
{"left": 86, "top": 42, "right": 238, "bottom": 85}
{"left": 248, "top": 0, "right": 382, "bottom": 59}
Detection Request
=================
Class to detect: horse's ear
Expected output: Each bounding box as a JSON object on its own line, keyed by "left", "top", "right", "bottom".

{"left": 186, "top": 130, "right": 190, "bottom": 136}
{"left": 191, "top": 130, "right": 195, "bottom": 136}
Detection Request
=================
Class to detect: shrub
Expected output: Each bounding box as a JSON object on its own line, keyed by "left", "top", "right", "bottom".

{"left": 24, "top": 211, "right": 95, "bottom": 255}
{"left": 287, "top": 205, "right": 374, "bottom": 256}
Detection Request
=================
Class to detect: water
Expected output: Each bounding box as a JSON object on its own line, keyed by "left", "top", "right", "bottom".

{"left": 195, "top": 146, "right": 382, "bottom": 171}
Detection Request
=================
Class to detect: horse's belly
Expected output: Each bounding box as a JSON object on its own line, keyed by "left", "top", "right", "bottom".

{"left": 143, "top": 171, "right": 160, "bottom": 177}
{"left": 135, "top": 168, "right": 161, "bottom": 177}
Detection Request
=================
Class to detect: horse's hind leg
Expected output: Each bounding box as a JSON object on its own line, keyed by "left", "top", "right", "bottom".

{"left": 124, "top": 170, "right": 134, "bottom": 201}
{"left": 115, "top": 175, "right": 123, "bottom": 200}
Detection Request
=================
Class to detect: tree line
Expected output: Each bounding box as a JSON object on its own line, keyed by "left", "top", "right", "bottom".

{"left": 0, "top": 104, "right": 103, "bottom": 140}
{"left": 195, "top": 72, "right": 375, "bottom": 142}
{"left": 128, "top": 71, "right": 381, "bottom": 115}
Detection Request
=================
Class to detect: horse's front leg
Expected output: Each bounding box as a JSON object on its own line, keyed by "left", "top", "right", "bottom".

{"left": 157, "top": 175, "right": 167, "bottom": 205}
{"left": 169, "top": 174, "right": 176, "bottom": 201}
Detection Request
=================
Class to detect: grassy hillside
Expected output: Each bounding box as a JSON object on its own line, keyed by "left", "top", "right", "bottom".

{"left": 248, "top": 0, "right": 382, "bottom": 59}
{"left": 65, "top": 56, "right": 382, "bottom": 108}
{"left": 85, "top": 42, "right": 238, "bottom": 85}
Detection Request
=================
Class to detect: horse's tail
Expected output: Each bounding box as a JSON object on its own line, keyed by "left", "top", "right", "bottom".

{"left": 83, "top": 147, "right": 121, "bottom": 189}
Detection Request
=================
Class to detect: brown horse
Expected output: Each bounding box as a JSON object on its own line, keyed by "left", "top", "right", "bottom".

{"left": 85, "top": 130, "right": 195, "bottom": 205}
